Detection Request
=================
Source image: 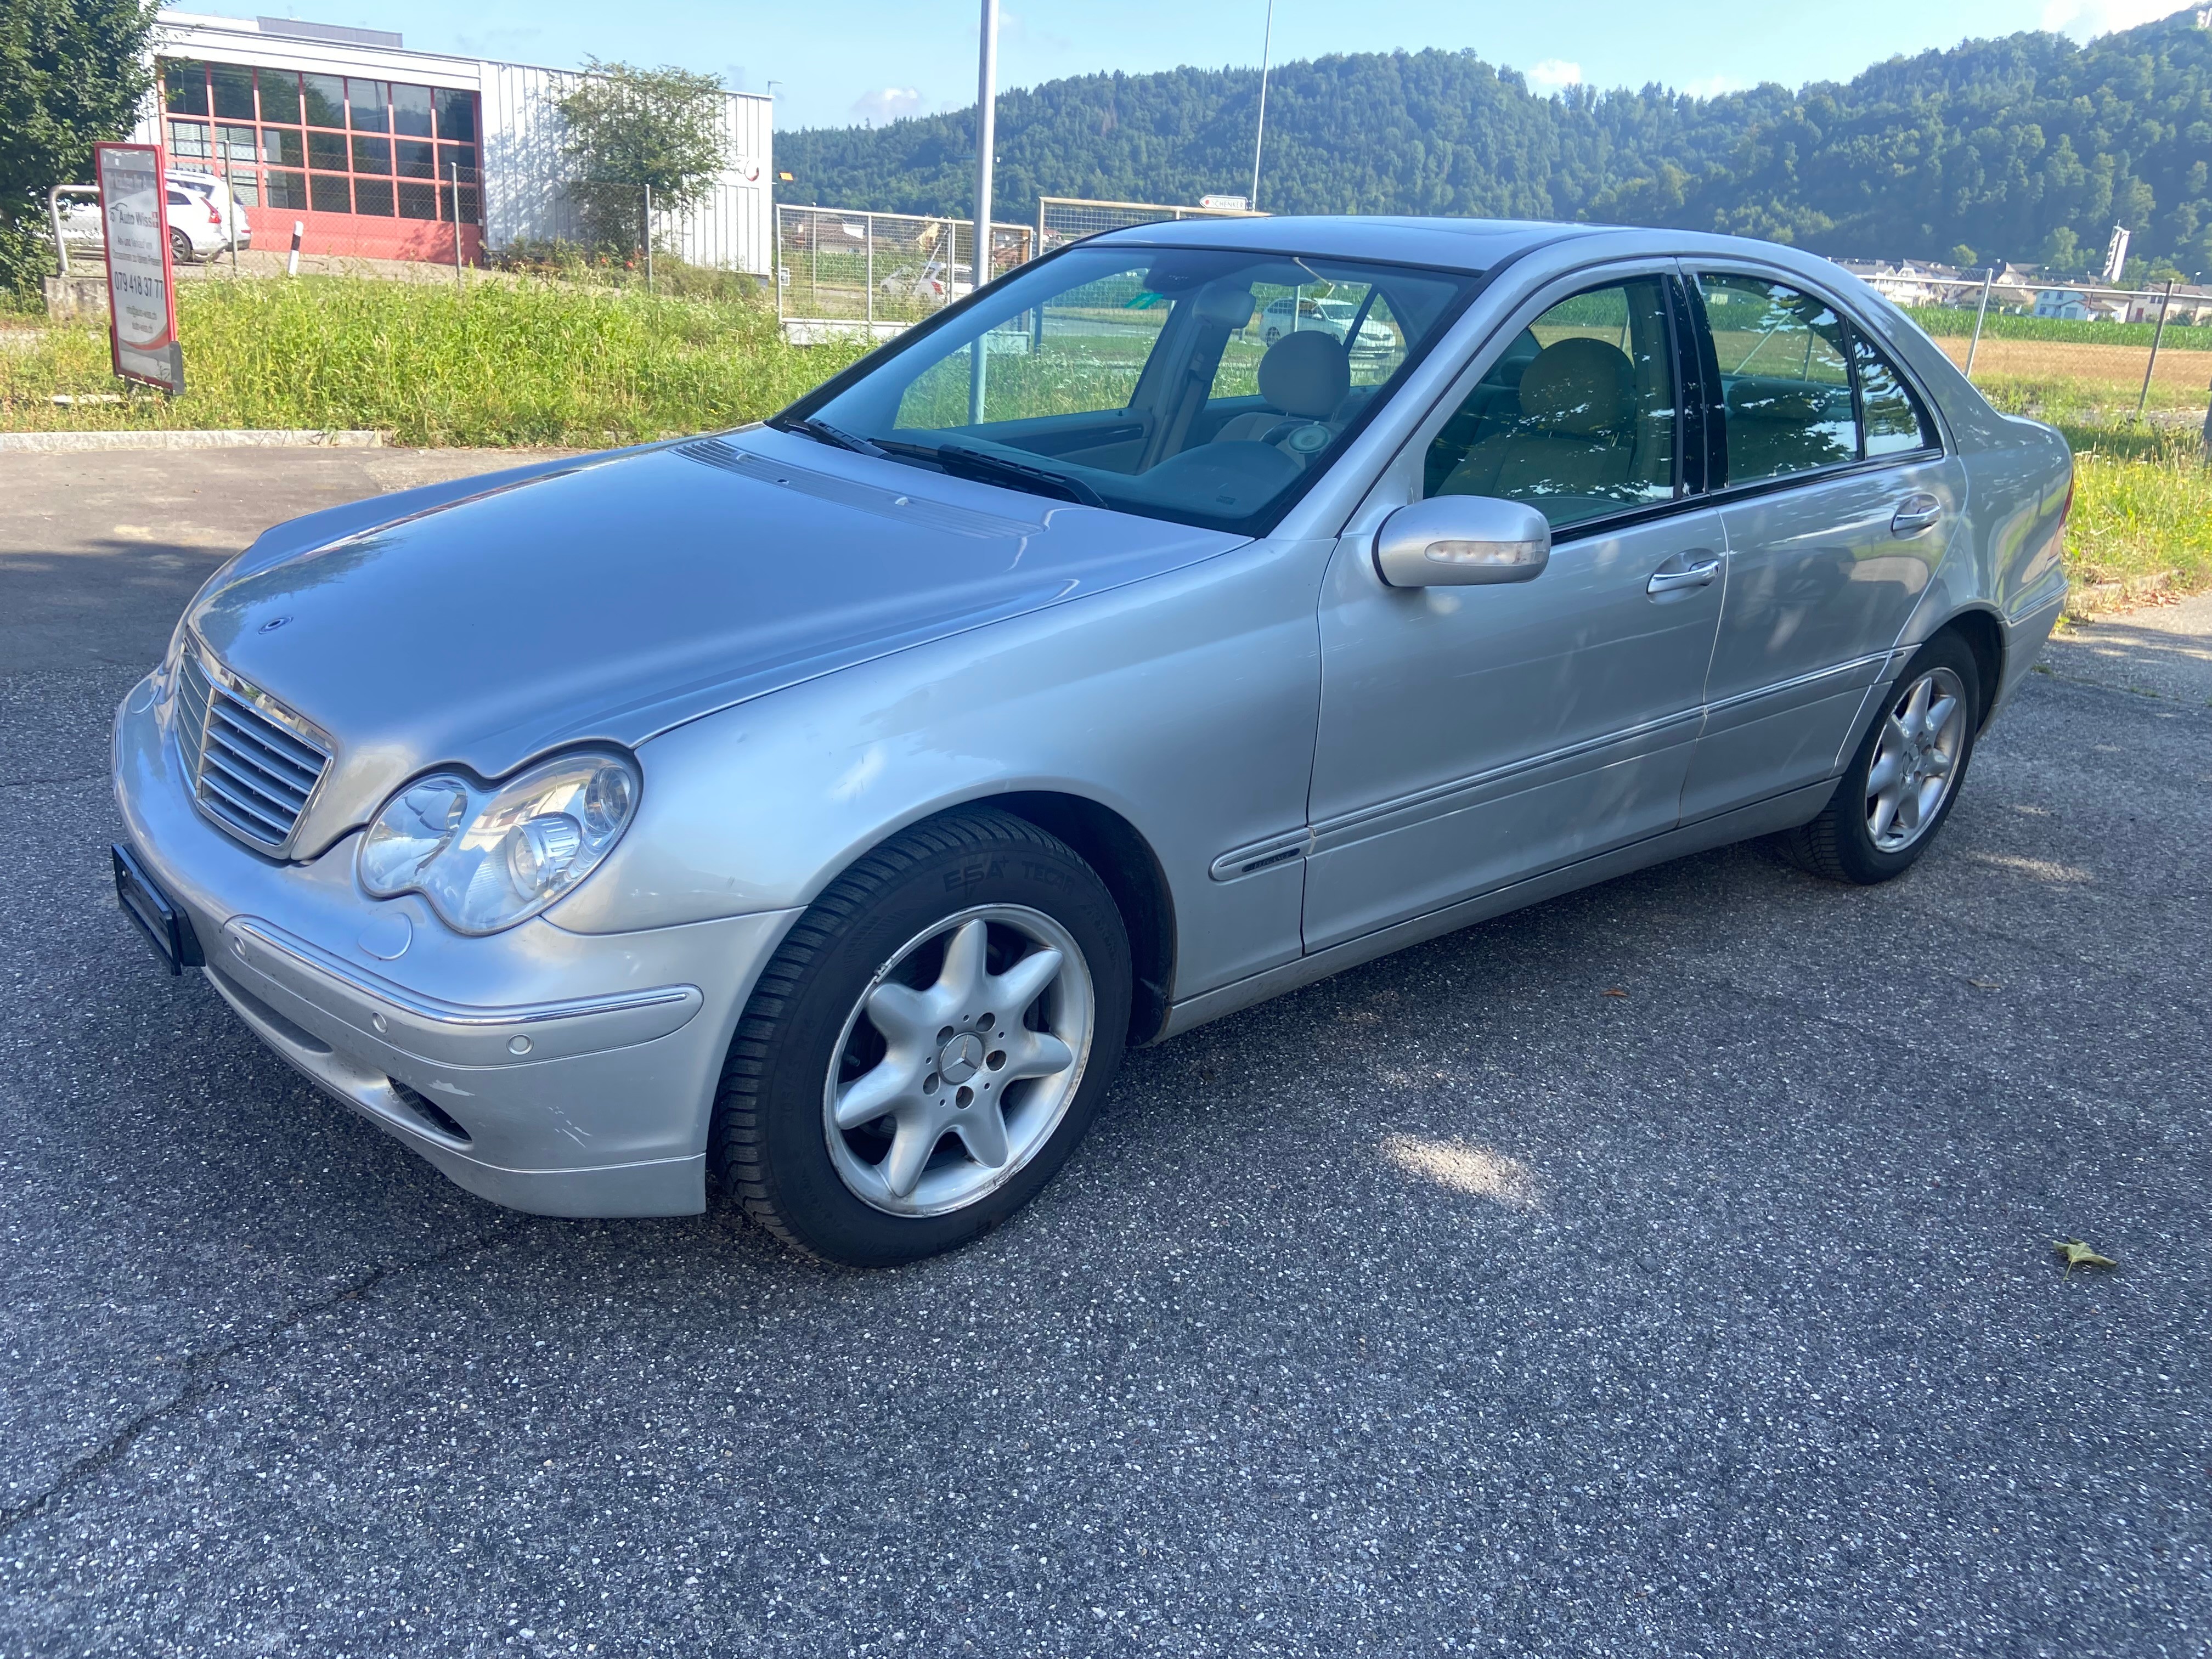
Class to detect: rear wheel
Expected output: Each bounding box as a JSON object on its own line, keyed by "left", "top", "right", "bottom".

{"left": 168, "top": 227, "right": 194, "bottom": 266}
{"left": 1778, "top": 632, "right": 1982, "bottom": 884}
{"left": 711, "top": 810, "right": 1131, "bottom": 1266}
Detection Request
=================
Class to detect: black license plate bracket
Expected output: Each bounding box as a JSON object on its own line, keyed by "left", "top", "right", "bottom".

{"left": 112, "top": 842, "right": 204, "bottom": 975}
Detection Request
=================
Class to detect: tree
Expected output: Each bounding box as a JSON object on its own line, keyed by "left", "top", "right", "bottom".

{"left": 777, "top": 12, "right": 2212, "bottom": 279}
{"left": 555, "top": 59, "right": 726, "bottom": 256}
{"left": 0, "top": 0, "right": 158, "bottom": 294}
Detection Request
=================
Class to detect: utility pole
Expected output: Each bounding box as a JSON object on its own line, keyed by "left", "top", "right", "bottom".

{"left": 969, "top": 0, "right": 998, "bottom": 424}
{"left": 1250, "top": 0, "right": 1274, "bottom": 211}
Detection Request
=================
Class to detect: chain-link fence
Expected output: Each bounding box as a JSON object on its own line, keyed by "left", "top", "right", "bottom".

{"left": 775, "top": 206, "right": 1033, "bottom": 341}
{"left": 1035, "top": 195, "right": 1265, "bottom": 256}
{"left": 1861, "top": 272, "right": 2212, "bottom": 420}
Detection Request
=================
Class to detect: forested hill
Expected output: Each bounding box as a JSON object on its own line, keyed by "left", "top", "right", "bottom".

{"left": 776, "top": 13, "right": 2212, "bottom": 278}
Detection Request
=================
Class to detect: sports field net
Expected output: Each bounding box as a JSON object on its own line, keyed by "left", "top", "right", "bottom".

{"left": 775, "top": 206, "right": 1034, "bottom": 332}
{"left": 1035, "top": 196, "right": 1266, "bottom": 256}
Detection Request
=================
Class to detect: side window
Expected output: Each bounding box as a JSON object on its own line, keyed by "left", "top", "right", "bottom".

{"left": 1424, "top": 276, "right": 1679, "bottom": 529}
{"left": 1852, "top": 328, "right": 1938, "bottom": 457}
{"left": 1696, "top": 274, "right": 1855, "bottom": 486}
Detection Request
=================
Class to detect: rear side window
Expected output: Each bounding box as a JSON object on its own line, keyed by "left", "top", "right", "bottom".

{"left": 1852, "top": 329, "right": 1938, "bottom": 457}
{"left": 1695, "top": 275, "right": 1855, "bottom": 486}
{"left": 1694, "top": 272, "right": 1942, "bottom": 487}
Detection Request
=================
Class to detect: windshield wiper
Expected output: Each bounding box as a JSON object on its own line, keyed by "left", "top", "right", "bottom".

{"left": 927, "top": 444, "right": 1107, "bottom": 509}
{"left": 770, "top": 414, "right": 887, "bottom": 458}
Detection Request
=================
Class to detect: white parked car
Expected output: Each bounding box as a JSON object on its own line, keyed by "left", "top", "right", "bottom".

{"left": 881, "top": 259, "right": 973, "bottom": 301}
{"left": 1256, "top": 294, "right": 1401, "bottom": 362}
{"left": 55, "top": 170, "right": 249, "bottom": 265}
{"left": 168, "top": 171, "right": 252, "bottom": 259}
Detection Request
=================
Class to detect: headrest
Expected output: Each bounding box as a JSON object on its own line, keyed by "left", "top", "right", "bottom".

{"left": 1516, "top": 337, "right": 1633, "bottom": 437}
{"left": 1190, "top": 284, "right": 1257, "bottom": 329}
{"left": 1258, "top": 329, "right": 1352, "bottom": 421}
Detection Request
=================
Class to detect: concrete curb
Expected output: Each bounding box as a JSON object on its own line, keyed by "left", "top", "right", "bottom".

{"left": 0, "top": 429, "right": 385, "bottom": 453}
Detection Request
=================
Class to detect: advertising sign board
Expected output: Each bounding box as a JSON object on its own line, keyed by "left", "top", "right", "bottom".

{"left": 94, "top": 143, "right": 184, "bottom": 394}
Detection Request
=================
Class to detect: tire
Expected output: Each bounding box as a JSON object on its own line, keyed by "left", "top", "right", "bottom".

{"left": 169, "top": 228, "right": 194, "bottom": 266}
{"left": 1777, "top": 631, "right": 1983, "bottom": 885}
{"left": 711, "top": 809, "right": 1132, "bottom": 1266}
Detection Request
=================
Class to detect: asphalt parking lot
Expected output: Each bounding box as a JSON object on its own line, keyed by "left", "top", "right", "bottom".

{"left": 2, "top": 448, "right": 2208, "bottom": 1657}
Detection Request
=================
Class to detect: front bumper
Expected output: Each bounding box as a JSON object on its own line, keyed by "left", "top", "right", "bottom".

{"left": 112, "top": 672, "right": 798, "bottom": 1217}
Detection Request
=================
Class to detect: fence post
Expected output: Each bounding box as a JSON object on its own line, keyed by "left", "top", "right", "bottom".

{"left": 2135, "top": 279, "right": 2174, "bottom": 419}
{"left": 865, "top": 211, "right": 874, "bottom": 334}
{"left": 450, "top": 163, "right": 465, "bottom": 292}
{"left": 2202, "top": 370, "right": 2211, "bottom": 465}
{"left": 774, "top": 206, "right": 784, "bottom": 326}
{"left": 1964, "top": 268, "right": 1994, "bottom": 379}
{"left": 223, "top": 146, "right": 238, "bottom": 275}
{"left": 644, "top": 182, "right": 653, "bottom": 294}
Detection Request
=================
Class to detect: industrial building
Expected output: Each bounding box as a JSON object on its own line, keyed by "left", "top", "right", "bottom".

{"left": 136, "top": 12, "right": 774, "bottom": 272}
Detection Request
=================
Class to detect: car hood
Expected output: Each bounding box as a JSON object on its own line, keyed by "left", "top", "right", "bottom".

{"left": 186, "top": 428, "right": 1248, "bottom": 856}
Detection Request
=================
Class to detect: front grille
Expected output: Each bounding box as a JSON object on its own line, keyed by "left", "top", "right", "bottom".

{"left": 173, "top": 644, "right": 331, "bottom": 853}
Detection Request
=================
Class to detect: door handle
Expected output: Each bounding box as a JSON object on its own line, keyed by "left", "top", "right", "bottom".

{"left": 1891, "top": 493, "right": 1944, "bottom": 537}
{"left": 1647, "top": 554, "right": 1723, "bottom": 595}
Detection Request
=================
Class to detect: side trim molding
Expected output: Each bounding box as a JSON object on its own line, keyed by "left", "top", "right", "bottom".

{"left": 1156, "top": 778, "right": 1836, "bottom": 1042}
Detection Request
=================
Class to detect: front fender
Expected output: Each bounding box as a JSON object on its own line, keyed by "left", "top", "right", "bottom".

{"left": 549, "top": 537, "right": 1334, "bottom": 1003}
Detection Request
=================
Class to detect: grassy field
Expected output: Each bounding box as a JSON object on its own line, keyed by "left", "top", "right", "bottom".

{"left": 2045, "top": 419, "right": 2212, "bottom": 616}
{"left": 3, "top": 273, "right": 2207, "bottom": 618}
{"left": 1902, "top": 304, "right": 2212, "bottom": 351}
{"left": 0, "top": 275, "right": 862, "bottom": 448}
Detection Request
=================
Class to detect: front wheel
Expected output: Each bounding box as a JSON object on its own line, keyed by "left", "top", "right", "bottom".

{"left": 1778, "top": 632, "right": 1982, "bottom": 884}
{"left": 711, "top": 810, "right": 1131, "bottom": 1266}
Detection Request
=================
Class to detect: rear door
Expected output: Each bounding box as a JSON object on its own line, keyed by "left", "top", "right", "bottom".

{"left": 1680, "top": 267, "right": 1963, "bottom": 820}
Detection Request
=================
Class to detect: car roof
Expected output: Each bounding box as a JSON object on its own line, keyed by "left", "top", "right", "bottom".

{"left": 1089, "top": 215, "right": 1607, "bottom": 272}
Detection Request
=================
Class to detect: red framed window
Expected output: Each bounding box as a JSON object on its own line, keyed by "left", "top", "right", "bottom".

{"left": 159, "top": 58, "right": 481, "bottom": 225}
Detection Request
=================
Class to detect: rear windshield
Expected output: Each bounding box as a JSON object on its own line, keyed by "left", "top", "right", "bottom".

{"left": 779, "top": 245, "right": 1481, "bottom": 535}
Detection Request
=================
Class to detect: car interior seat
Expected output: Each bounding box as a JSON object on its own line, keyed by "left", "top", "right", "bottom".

{"left": 1435, "top": 336, "right": 1639, "bottom": 501}
{"left": 1209, "top": 330, "right": 1355, "bottom": 460}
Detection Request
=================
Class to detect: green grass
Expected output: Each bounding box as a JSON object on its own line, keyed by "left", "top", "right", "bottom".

{"left": 0, "top": 275, "right": 863, "bottom": 447}
{"left": 1903, "top": 303, "right": 2212, "bottom": 351}
{"left": 2052, "top": 419, "right": 2212, "bottom": 614}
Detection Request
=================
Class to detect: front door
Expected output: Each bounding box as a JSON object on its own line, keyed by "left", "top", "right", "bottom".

{"left": 1303, "top": 267, "right": 1728, "bottom": 953}
{"left": 1679, "top": 269, "right": 1967, "bottom": 821}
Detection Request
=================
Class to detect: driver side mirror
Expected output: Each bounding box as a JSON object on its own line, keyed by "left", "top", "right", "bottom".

{"left": 1372, "top": 495, "right": 1551, "bottom": 588}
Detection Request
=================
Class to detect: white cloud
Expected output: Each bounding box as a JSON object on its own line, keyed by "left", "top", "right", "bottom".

{"left": 850, "top": 87, "right": 925, "bottom": 126}
{"left": 1526, "top": 58, "right": 1583, "bottom": 94}
{"left": 1681, "top": 74, "right": 1747, "bottom": 100}
{"left": 2038, "top": 0, "right": 2195, "bottom": 40}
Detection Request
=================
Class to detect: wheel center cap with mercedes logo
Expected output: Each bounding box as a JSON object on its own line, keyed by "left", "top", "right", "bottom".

{"left": 938, "top": 1031, "right": 986, "bottom": 1086}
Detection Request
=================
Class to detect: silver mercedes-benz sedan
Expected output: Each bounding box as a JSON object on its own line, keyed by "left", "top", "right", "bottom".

{"left": 111, "top": 218, "right": 2073, "bottom": 1264}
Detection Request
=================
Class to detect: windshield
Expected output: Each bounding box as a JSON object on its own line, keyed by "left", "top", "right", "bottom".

{"left": 779, "top": 245, "right": 1480, "bottom": 534}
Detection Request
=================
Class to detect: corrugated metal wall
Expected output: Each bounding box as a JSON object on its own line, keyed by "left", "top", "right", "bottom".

{"left": 479, "top": 64, "right": 771, "bottom": 274}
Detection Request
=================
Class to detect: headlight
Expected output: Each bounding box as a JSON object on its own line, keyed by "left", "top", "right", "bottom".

{"left": 358, "top": 749, "right": 639, "bottom": 935}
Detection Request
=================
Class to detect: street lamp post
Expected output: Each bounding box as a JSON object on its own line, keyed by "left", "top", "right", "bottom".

{"left": 1250, "top": 0, "right": 1275, "bottom": 211}
{"left": 969, "top": 0, "right": 999, "bottom": 423}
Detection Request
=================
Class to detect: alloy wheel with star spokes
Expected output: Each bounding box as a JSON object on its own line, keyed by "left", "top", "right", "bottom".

{"left": 1776, "top": 630, "right": 1983, "bottom": 886}
{"left": 824, "top": 906, "right": 1094, "bottom": 1217}
{"left": 1865, "top": 665, "right": 1968, "bottom": 853}
{"left": 710, "top": 807, "right": 1133, "bottom": 1265}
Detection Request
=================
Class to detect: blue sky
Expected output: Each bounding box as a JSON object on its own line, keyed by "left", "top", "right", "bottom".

{"left": 197, "top": 0, "right": 2197, "bottom": 131}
